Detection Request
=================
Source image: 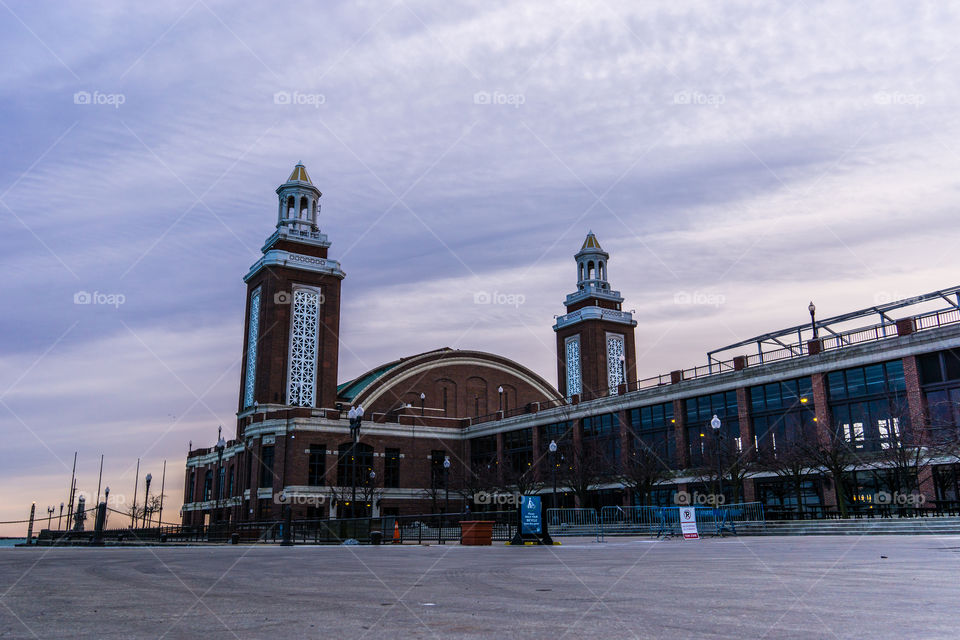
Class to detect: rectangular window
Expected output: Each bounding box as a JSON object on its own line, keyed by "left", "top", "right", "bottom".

{"left": 920, "top": 353, "right": 943, "bottom": 384}
{"left": 606, "top": 333, "right": 625, "bottom": 394}
{"left": 243, "top": 287, "right": 261, "bottom": 408}
{"left": 431, "top": 450, "right": 447, "bottom": 487}
{"left": 470, "top": 435, "right": 498, "bottom": 469}
{"left": 203, "top": 470, "right": 212, "bottom": 501}
{"left": 503, "top": 428, "right": 533, "bottom": 473}
{"left": 337, "top": 443, "right": 372, "bottom": 487}
{"left": 541, "top": 421, "right": 574, "bottom": 445}
{"left": 385, "top": 448, "right": 400, "bottom": 488}
{"left": 308, "top": 445, "right": 326, "bottom": 486}
{"left": 287, "top": 287, "right": 321, "bottom": 407}
{"left": 259, "top": 445, "right": 274, "bottom": 489}
{"left": 628, "top": 402, "right": 675, "bottom": 467}
{"left": 827, "top": 360, "right": 908, "bottom": 401}
{"left": 582, "top": 413, "right": 620, "bottom": 463}
{"left": 188, "top": 471, "right": 195, "bottom": 502}
{"left": 565, "top": 336, "right": 582, "bottom": 397}
{"left": 946, "top": 351, "right": 960, "bottom": 381}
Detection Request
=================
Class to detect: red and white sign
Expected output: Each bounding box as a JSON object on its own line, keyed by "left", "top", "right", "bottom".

{"left": 679, "top": 506, "right": 699, "bottom": 539}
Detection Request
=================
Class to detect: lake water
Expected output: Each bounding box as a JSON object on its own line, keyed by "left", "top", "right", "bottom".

{"left": 0, "top": 539, "right": 27, "bottom": 547}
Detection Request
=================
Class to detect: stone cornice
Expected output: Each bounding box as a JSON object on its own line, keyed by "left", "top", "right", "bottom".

{"left": 244, "top": 249, "right": 345, "bottom": 282}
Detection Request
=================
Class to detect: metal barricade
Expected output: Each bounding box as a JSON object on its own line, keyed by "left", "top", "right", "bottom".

{"left": 599, "top": 502, "right": 765, "bottom": 539}
{"left": 599, "top": 506, "right": 680, "bottom": 540}
{"left": 545, "top": 508, "right": 600, "bottom": 540}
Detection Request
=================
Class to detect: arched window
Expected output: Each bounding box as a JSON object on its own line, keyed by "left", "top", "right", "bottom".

{"left": 587, "top": 261, "right": 595, "bottom": 280}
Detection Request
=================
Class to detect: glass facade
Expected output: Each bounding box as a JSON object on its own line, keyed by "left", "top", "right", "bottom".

{"left": 920, "top": 350, "right": 960, "bottom": 437}
{"left": 627, "top": 402, "right": 675, "bottom": 467}
{"left": 582, "top": 413, "right": 621, "bottom": 463}
{"left": 755, "top": 478, "right": 822, "bottom": 514}
{"left": 749, "top": 377, "right": 815, "bottom": 454}
{"left": 827, "top": 361, "right": 908, "bottom": 450}
{"left": 685, "top": 391, "right": 740, "bottom": 466}
{"left": 541, "top": 421, "right": 574, "bottom": 448}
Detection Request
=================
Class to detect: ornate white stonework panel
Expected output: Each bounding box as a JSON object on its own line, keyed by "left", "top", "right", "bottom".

{"left": 243, "top": 287, "right": 262, "bottom": 408}
{"left": 606, "top": 333, "right": 625, "bottom": 395}
{"left": 287, "top": 287, "right": 321, "bottom": 407}
{"left": 565, "top": 336, "right": 582, "bottom": 397}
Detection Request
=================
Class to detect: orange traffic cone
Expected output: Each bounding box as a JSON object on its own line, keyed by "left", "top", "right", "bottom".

{"left": 393, "top": 520, "right": 401, "bottom": 544}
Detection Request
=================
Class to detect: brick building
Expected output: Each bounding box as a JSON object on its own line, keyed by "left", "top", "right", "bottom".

{"left": 182, "top": 163, "right": 960, "bottom": 524}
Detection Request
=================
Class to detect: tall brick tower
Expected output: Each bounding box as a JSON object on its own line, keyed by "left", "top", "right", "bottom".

{"left": 237, "top": 162, "right": 345, "bottom": 425}
{"left": 553, "top": 232, "right": 637, "bottom": 399}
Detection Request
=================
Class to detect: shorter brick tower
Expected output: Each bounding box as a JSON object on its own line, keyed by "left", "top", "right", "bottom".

{"left": 553, "top": 231, "right": 637, "bottom": 399}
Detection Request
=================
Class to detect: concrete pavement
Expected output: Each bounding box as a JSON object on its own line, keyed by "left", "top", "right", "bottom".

{"left": 2, "top": 535, "right": 959, "bottom": 639}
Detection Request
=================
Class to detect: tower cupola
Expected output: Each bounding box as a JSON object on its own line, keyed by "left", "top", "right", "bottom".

{"left": 553, "top": 231, "right": 637, "bottom": 399}
{"left": 575, "top": 230, "right": 611, "bottom": 292}
{"left": 276, "top": 161, "right": 321, "bottom": 232}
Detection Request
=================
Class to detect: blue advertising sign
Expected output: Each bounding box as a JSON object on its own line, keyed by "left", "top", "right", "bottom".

{"left": 521, "top": 495, "right": 542, "bottom": 534}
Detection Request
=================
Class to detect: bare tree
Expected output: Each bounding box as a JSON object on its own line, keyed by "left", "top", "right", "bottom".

{"left": 557, "top": 443, "right": 612, "bottom": 509}
{"left": 501, "top": 458, "right": 543, "bottom": 497}
{"left": 329, "top": 482, "right": 383, "bottom": 518}
{"left": 756, "top": 436, "right": 819, "bottom": 517}
{"left": 454, "top": 461, "right": 500, "bottom": 511}
{"left": 800, "top": 425, "right": 858, "bottom": 518}
{"left": 617, "top": 441, "right": 673, "bottom": 506}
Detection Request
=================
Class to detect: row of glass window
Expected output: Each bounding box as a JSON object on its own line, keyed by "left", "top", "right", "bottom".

{"left": 826, "top": 360, "right": 905, "bottom": 400}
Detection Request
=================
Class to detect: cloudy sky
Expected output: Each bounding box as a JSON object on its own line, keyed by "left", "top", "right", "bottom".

{"left": 2, "top": 0, "right": 960, "bottom": 534}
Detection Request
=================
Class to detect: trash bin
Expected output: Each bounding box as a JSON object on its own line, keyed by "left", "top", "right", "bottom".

{"left": 230, "top": 532, "right": 239, "bottom": 545}
{"left": 370, "top": 530, "right": 383, "bottom": 545}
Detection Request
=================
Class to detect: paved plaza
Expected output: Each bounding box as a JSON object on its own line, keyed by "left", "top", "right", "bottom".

{"left": 2, "top": 535, "right": 959, "bottom": 639}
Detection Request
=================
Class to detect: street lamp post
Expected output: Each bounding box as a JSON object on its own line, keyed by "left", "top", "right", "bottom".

{"left": 46, "top": 506, "right": 54, "bottom": 530}
{"left": 280, "top": 492, "right": 292, "bottom": 546}
{"left": 548, "top": 440, "right": 558, "bottom": 509}
{"left": 368, "top": 470, "right": 376, "bottom": 517}
{"left": 808, "top": 301, "right": 818, "bottom": 339}
{"left": 348, "top": 405, "right": 364, "bottom": 519}
{"left": 215, "top": 427, "right": 226, "bottom": 523}
{"left": 498, "top": 386, "right": 504, "bottom": 414}
{"left": 420, "top": 392, "right": 425, "bottom": 416}
{"left": 710, "top": 414, "right": 723, "bottom": 499}
{"left": 443, "top": 456, "right": 451, "bottom": 516}
{"left": 142, "top": 473, "right": 153, "bottom": 528}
